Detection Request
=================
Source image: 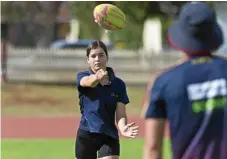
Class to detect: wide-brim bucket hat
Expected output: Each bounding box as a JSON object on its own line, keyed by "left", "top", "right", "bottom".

{"left": 168, "top": 2, "right": 224, "bottom": 54}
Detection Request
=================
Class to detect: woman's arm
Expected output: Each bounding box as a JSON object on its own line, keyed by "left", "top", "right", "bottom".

{"left": 116, "top": 102, "right": 128, "bottom": 133}
{"left": 142, "top": 72, "right": 167, "bottom": 159}
{"left": 116, "top": 102, "right": 139, "bottom": 138}
{"left": 80, "top": 69, "right": 108, "bottom": 87}
{"left": 80, "top": 74, "right": 99, "bottom": 87}
{"left": 143, "top": 119, "right": 165, "bottom": 159}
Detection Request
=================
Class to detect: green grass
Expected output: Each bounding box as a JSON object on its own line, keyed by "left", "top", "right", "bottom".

{"left": 2, "top": 84, "right": 147, "bottom": 116}
{"left": 1, "top": 138, "right": 172, "bottom": 159}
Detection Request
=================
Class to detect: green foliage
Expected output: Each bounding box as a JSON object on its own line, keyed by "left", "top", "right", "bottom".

{"left": 107, "top": 18, "right": 143, "bottom": 49}
{"left": 67, "top": 2, "right": 102, "bottom": 40}
{"left": 1, "top": 2, "right": 26, "bottom": 22}
{"left": 108, "top": 2, "right": 148, "bottom": 49}
{"left": 160, "top": 16, "right": 174, "bottom": 44}
{"left": 68, "top": 1, "right": 146, "bottom": 49}
{"left": 67, "top": 1, "right": 216, "bottom": 49}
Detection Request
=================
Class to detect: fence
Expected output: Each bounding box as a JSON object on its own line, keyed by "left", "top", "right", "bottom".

{"left": 5, "top": 46, "right": 224, "bottom": 85}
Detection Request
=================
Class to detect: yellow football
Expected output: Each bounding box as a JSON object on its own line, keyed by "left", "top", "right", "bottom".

{"left": 93, "top": 4, "right": 126, "bottom": 30}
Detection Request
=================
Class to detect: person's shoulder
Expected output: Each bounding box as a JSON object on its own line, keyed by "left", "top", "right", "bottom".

{"left": 115, "top": 77, "right": 126, "bottom": 86}
{"left": 76, "top": 70, "right": 90, "bottom": 80}
{"left": 148, "top": 58, "right": 187, "bottom": 87}
{"left": 141, "top": 59, "right": 185, "bottom": 118}
{"left": 161, "top": 58, "right": 188, "bottom": 75}
{"left": 213, "top": 55, "right": 227, "bottom": 72}
{"left": 77, "top": 70, "right": 90, "bottom": 76}
{"left": 213, "top": 54, "right": 227, "bottom": 62}
{"left": 214, "top": 54, "right": 227, "bottom": 59}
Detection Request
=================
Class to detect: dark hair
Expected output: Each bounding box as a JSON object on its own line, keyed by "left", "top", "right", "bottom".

{"left": 86, "top": 40, "right": 108, "bottom": 58}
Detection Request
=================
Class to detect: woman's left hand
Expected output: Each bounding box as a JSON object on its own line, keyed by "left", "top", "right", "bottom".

{"left": 121, "top": 122, "right": 139, "bottom": 138}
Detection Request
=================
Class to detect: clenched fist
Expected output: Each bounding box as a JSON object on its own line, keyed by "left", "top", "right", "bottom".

{"left": 96, "top": 69, "right": 109, "bottom": 86}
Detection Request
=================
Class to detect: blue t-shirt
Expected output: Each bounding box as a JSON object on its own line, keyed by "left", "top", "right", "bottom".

{"left": 145, "top": 55, "right": 227, "bottom": 159}
{"left": 76, "top": 67, "right": 129, "bottom": 139}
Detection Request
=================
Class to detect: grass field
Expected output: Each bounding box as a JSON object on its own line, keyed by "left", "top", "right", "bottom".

{"left": 2, "top": 138, "right": 172, "bottom": 159}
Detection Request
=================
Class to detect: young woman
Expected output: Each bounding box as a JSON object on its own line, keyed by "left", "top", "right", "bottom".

{"left": 75, "top": 40, "right": 139, "bottom": 159}
{"left": 143, "top": 2, "right": 227, "bottom": 159}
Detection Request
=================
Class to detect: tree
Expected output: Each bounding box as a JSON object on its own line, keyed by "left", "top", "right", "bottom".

{"left": 1, "top": 1, "right": 61, "bottom": 47}
{"left": 67, "top": 1, "right": 181, "bottom": 49}
{"left": 67, "top": 1, "right": 103, "bottom": 40}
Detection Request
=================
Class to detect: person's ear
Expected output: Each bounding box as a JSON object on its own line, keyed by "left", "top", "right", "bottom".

{"left": 87, "top": 57, "right": 90, "bottom": 65}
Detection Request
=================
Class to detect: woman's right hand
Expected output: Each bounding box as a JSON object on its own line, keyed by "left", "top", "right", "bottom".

{"left": 96, "top": 69, "right": 109, "bottom": 85}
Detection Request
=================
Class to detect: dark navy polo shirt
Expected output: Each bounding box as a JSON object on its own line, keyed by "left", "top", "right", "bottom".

{"left": 76, "top": 67, "right": 129, "bottom": 139}
{"left": 145, "top": 55, "right": 227, "bottom": 159}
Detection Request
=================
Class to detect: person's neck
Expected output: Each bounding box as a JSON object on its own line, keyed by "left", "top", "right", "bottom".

{"left": 185, "top": 52, "right": 212, "bottom": 59}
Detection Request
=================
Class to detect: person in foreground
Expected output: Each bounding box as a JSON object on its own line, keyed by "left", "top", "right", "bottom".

{"left": 75, "top": 40, "right": 139, "bottom": 159}
{"left": 143, "top": 2, "right": 227, "bottom": 159}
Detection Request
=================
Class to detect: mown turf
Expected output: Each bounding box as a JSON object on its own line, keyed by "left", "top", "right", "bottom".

{"left": 1, "top": 138, "right": 172, "bottom": 159}
{"left": 2, "top": 83, "right": 147, "bottom": 116}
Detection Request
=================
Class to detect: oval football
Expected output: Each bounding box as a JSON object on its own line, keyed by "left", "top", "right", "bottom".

{"left": 93, "top": 4, "right": 126, "bottom": 30}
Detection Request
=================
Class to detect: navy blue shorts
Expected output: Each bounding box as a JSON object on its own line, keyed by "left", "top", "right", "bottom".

{"left": 75, "top": 129, "right": 120, "bottom": 159}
